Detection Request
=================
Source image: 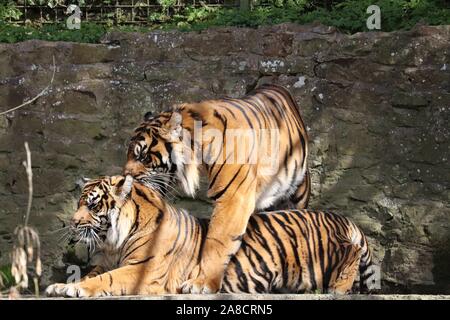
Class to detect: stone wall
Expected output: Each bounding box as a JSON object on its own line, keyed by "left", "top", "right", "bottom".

{"left": 0, "top": 23, "right": 449, "bottom": 293}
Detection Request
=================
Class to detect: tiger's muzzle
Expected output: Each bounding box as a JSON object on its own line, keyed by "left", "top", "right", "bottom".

{"left": 71, "top": 206, "right": 93, "bottom": 228}
{"left": 123, "top": 160, "right": 147, "bottom": 177}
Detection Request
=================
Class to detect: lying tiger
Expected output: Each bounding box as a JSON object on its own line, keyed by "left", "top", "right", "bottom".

{"left": 46, "top": 176, "right": 376, "bottom": 297}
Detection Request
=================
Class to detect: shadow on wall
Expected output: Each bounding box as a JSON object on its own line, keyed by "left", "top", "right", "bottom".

{"left": 432, "top": 234, "right": 450, "bottom": 294}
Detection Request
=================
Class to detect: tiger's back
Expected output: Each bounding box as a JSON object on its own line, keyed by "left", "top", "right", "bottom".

{"left": 222, "top": 210, "right": 375, "bottom": 294}
{"left": 178, "top": 84, "right": 311, "bottom": 210}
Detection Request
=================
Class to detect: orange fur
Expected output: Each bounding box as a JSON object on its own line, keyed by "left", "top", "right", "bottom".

{"left": 46, "top": 177, "right": 375, "bottom": 297}
{"left": 124, "top": 84, "right": 311, "bottom": 293}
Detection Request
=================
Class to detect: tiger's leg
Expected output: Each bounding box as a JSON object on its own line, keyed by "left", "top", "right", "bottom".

{"left": 328, "top": 245, "right": 362, "bottom": 294}
{"left": 46, "top": 265, "right": 167, "bottom": 297}
{"left": 81, "top": 265, "right": 105, "bottom": 280}
{"left": 181, "top": 166, "right": 257, "bottom": 294}
{"left": 290, "top": 169, "right": 311, "bottom": 209}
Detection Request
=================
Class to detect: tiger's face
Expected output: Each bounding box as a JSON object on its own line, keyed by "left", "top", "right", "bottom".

{"left": 124, "top": 111, "right": 183, "bottom": 191}
{"left": 70, "top": 175, "right": 133, "bottom": 251}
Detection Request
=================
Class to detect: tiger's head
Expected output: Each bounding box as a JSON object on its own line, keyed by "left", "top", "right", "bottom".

{"left": 71, "top": 175, "right": 169, "bottom": 252}
{"left": 70, "top": 175, "right": 134, "bottom": 250}
{"left": 124, "top": 111, "right": 184, "bottom": 195}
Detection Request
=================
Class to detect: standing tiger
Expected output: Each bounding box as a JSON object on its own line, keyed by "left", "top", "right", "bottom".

{"left": 46, "top": 176, "right": 376, "bottom": 297}
{"left": 123, "top": 84, "right": 311, "bottom": 293}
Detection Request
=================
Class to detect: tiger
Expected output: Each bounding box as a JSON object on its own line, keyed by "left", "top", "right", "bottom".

{"left": 46, "top": 176, "right": 376, "bottom": 297}
{"left": 123, "top": 84, "right": 311, "bottom": 293}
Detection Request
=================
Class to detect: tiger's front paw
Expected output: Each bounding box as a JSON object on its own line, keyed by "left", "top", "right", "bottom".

{"left": 45, "top": 283, "right": 67, "bottom": 297}
{"left": 180, "top": 275, "right": 221, "bottom": 294}
{"left": 45, "top": 283, "right": 92, "bottom": 298}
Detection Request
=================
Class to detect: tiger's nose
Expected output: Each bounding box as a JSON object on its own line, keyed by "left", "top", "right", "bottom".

{"left": 72, "top": 206, "right": 90, "bottom": 227}
{"left": 123, "top": 162, "right": 134, "bottom": 176}
{"left": 123, "top": 161, "right": 144, "bottom": 177}
{"left": 70, "top": 218, "right": 80, "bottom": 228}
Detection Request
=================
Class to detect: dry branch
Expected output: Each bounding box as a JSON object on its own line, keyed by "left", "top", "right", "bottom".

{"left": 23, "top": 142, "right": 33, "bottom": 226}
{"left": 10, "top": 142, "right": 42, "bottom": 297}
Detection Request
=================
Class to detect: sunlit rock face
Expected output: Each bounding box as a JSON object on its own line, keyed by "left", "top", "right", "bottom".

{"left": 0, "top": 24, "right": 449, "bottom": 293}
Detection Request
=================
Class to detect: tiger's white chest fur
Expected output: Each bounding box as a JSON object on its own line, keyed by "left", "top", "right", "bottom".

{"left": 256, "top": 162, "right": 306, "bottom": 210}
{"left": 175, "top": 135, "right": 200, "bottom": 197}
{"left": 90, "top": 208, "right": 134, "bottom": 270}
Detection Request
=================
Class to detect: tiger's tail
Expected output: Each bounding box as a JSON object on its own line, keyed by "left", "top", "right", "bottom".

{"left": 358, "top": 233, "right": 377, "bottom": 293}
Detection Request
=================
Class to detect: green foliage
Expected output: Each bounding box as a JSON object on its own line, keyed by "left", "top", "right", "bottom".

{"left": 0, "top": 264, "right": 15, "bottom": 290}
{"left": 158, "top": 0, "right": 177, "bottom": 10}
{"left": 202, "top": 7, "right": 297, "bottom": 28}
{"left": 296, "top": 0, "right": 450, "bottom": 33}
{"left": 0, "top": 0, "right": 449, "bottom": 43}
{"left": 161, "top": 0, "right": 450, "bottom": 33}
{"left": 160, "top": 5, "right": 301, "bottom": 30}
{"left": 0, "top": 21, "right": 107, "bottom": 43}
{"left": 24, "top": 0, "right": 79, "bottom": 6}
{"left": 182, "top": 5, "right": 217, "bottom": 23}
{"left": 0, "top": 1, "right": 22, "bottom": 22}
{"left": 149, "top": 11, "right": 171, "bottom": 23}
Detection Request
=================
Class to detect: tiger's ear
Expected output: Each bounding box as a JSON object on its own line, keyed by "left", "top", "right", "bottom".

{"left": 144, "top": 111, "right": 154, "bottom": 121}
{"left": 116, "top": 175, "right": 133, "bottom": 206}
{"left": 120, "top": 175, "right": 133, "bottom": 199}
{"left": 160, "top": 111, "right": 182, "bottom": 141}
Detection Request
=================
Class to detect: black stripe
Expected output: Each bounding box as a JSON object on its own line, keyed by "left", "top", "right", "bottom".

{"left": 223, "top": 99, "right": 254, "bottom": 129}
{"left": 258, "top": 214, "right": 289, "bottom": 287}
{"left": 290, "top": 211, "right": 317, "bottom": 289}
{"left": 134, "top": 186, "right": 158, "bottom": 208}
{"left": 248, "top": 216, "right": 276, "bottom": 265}
{"left": 311, "top": 212, "right": 326, "bottom": 288}
{"left": 317, "top": 211, "right": 334, "bottom": 288}
{"left": 176, "top": 212, "right": 191, "bottom": 254}
{"left": 231, "top": 98, "right": 263, "bottom": 128}
{"left": 208, "top": 111, "right": 228, "bottom": 175}
{"left": 241, "top": 228, "right": 274, "bottom": 285}
{"left": 209, "top": 166, "right": 243, "bottom": 201}
{"left": 221, "top": 274, "right": 233, "bottom": 293}
{"left": 164, "top": 211, "right": 182, "bottom": 256}
{"left": 128, "top": 255, "right": 154, "bottom": 265}
{"left": 187, "top": 110, "right": 203, "bottom": 122}
{"left": 272, "top": 214, "right": 301, "bottom": 283}
{"left": 230, "top": 255, "right": 249, "bottom": 293}
{"left": 107, "top": 272, "right": 113, "bottom": 287}
{"left": 240, "top": 240, "right": 270, "bottom": 292}
{"left": 229, "top": 167, "right": 251, "bottom": 199}
{"left": 219, "top": 105, "right": 237, "bottom": 120}
{"left": 121, "top": 238, "right": 151, "bottom": 262}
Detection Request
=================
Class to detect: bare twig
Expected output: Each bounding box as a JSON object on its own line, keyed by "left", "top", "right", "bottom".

{"left": 10, "top": 142, "right": 42, "bottom": 297}
{"left": 0, "top": 55, "right": 56, "bottom": 116}
{"left": 22, "top": 142, "right": 33, "bottom": 226}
